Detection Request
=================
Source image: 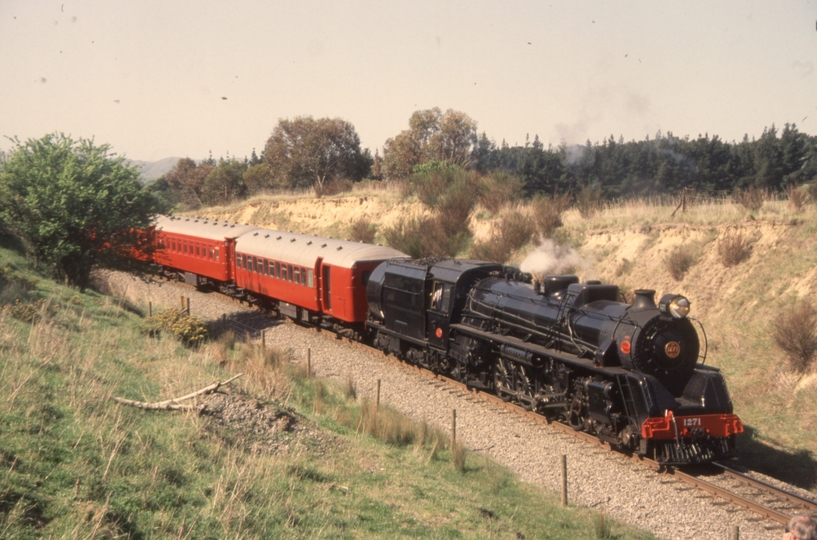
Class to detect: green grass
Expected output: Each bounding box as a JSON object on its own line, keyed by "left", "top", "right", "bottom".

{"left": 0, "top": 242, "right": 653, "bottom": 539}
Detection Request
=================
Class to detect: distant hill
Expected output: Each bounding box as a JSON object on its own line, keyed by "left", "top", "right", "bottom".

{"left": 127, "top": 157, "right": 181, "bottom": 183}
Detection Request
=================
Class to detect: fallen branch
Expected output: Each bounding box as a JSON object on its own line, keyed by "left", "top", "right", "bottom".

{"left": 112, "top": 373, "right": 243, "bottom": 411}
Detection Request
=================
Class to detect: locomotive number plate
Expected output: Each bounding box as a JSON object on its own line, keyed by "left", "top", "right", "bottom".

{"left": 682, "top": 417, "right": 702, "bottom": 427}
{"left": 665, "top": 341, "right": 681, "bottom": 358}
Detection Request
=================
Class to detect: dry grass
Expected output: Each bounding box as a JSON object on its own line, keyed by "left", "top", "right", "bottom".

{"left": 717, "top": 231, "right": 752, "bottom": 267}
{"left": 575, "top": 185, "right": 603, "bottom": 219}
{"left": 530, "top": 193, "right": 571, "bottom": 237}
{"left": 787, "top": 184, "right": 809, "bottom": 212}
{"left": 773, "top": 300, "right": 817, "bottom": 373}
{"left": 314, "top": 178, "right": 354, "bottom": 198}
{"left": 733, "top": 185, "right": 767, "bottom": 212}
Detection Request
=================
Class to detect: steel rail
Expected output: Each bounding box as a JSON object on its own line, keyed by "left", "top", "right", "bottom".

{"left": 711, "top": 462, "right": 817, "bottom": 515}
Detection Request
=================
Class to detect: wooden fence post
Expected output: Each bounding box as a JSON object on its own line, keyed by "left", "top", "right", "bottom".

{"left": 452, "top": 409, "right": 457, "bottom": 446}
{"left": 307, "top": 348, "right": 312, "bottom": 378}
{"left": 148, "top": 301, "right": 152, "bottom": 317}
{"left": 376, "top": 379, "right": 381, "bottom": 412}
{"left": 561, "top": 455, "right": 568, "bottom": 507}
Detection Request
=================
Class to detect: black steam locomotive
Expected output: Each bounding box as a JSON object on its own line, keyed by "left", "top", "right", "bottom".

{"left": 366, "top": 257, "right": 743, "bottom": 466}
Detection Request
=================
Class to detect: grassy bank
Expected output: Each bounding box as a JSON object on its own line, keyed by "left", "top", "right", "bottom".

{"left": 0, "top": 238, "right": 653, "bottom": 539}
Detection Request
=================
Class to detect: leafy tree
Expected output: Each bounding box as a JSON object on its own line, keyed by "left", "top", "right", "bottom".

{"left": 0, "top": 133, "right": 161, "bottom": 290}
{"left": 145, "top": 176, "right": 180, "bottom": 213}
{"left": 382, "top": 108, "right": 478, "bottom": 179}
{"left": 201, "top": 159, "right": 248, "bottom": 206}
{"left": 263, "top": 116, "right": 370, "bottom": 190}
{"left": 243, "top": 163, "right": 274, "bottom": 195}
{"left": 165, "top": 157, "right": 214, "bottom": 209}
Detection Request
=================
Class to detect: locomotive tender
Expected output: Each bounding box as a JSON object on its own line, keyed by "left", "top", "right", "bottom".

{"left": 142, "top": 215, "right": 743, "bottom": 466}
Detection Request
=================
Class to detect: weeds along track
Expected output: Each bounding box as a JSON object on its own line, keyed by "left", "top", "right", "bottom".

{"left": 97, "top": 269, "right": 806, "bottom": 540}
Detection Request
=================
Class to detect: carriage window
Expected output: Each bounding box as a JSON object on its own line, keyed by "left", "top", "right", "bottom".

{"left": 236, "top": 254, "right": 242, "bottom": 267}
{"left": 301, "top": 267, "right": 307, "bottom": 286}
{"left": 195, "top": 245, "right": 200, "bottom": 257}
{"left": 281, "top": 264, "right": 287, "bottom": 281}
{"left": 183, "top": 242, "right": 188, "bottom": 253}
{"left": 288, "top": 264, "right": 294, "bottom": 282}
{"left": 264, "top": 259, "right": 269, "bottom": 276}
{"left": 256, "top": 257, "right": 262, "bottom": 273}
{"left": 294, "top": 267, "right": 300, "bottom": 284}
{"left": 307, "top": 269, "right": 314, "bottom": 287}
{"left": 275, "top": 262, "right": 280, "bottom": 279}
{"left": 215, "top": 247, "right": 220, "bottom": 261}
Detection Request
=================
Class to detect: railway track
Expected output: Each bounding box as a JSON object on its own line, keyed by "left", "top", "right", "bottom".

{"left": 154, "top": 275, "right": 817, "bottom": 530}
{"left": 418, "top": 367, "right": 817, "bottom": 529}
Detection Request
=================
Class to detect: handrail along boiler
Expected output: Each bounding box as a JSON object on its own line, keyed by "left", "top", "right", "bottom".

{"left": 366, "top": 258, "right": 743, "bottom": 466}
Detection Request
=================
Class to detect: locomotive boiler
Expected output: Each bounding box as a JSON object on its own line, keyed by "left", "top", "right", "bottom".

{"left": 366, "top": 258, "right": 743, "bottom": 466}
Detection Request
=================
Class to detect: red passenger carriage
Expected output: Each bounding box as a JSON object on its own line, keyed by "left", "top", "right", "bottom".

{"left": 149, "top": 215, "right": 406, "bottom": 330}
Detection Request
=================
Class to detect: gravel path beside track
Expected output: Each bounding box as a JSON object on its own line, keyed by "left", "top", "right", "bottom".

{"left": 96, "top": 270, "right": 789, "bottom": 540}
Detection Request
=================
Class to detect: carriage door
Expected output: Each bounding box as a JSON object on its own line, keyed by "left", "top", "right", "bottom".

{"left": 428, "top": 281, "right": 452, "bottom": 350}
{"left": 322, "top": 265, "right": 332, "bottom": 312}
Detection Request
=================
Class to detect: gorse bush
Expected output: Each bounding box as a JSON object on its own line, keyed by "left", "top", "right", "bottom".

{"left": 140, "top": 308, "right": 208, "bottom": 346}
{"left": 470, "top": 210, "right": 534, "bottom": 263}
{"left": 477, "top": 171, "right": 523, "bottom": 214}
{"left": 382, "top": 216, "right": 426, "bottom": 258}
{"left": 773, "top": 300, "right": 817, "bottom": 373}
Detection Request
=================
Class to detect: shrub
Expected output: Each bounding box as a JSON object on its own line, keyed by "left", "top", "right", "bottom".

{"left": 773, "top": 300, "right": 817, "bottom": 373}
{"left": 381, "top": 216, "right": 426, "bottom": 258}
{"left": 575, "top": 185, "right": 603, "bottom": 219}
{"left": 349, "top": 218, "right": 376, "bottom": 244}
{"left": 470, "top": 210, "right": 534, "bottom": 263}
{"left": 141, "top": 308, "right": 208, "bottom": 346}
{"left": 733, "top": 185, "right": 765, "bottom": 212}
{"left": 664, "top": 245, "right": 697, "bottom": 281}
{"left": 477, "top": 171, "right": 523, "bottom": 214}
{"left": 530, "top": 194, "right": 570, "bottom": 237}
{"left": 786, "top": 183, "right": 808, "bottom": 212}
{"left": 314, "top": 178, "right": 354, "bottom": 198}
{"left": 717, "top": 231, "right": 752, "bottom": 267}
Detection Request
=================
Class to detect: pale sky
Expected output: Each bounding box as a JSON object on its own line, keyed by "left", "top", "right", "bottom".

{"left": 2, "top": 1, "right": 816, "bottom": 162}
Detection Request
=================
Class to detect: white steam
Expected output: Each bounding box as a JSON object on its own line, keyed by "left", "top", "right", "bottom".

{"left": 519, "top": 238, "right": 587, "bottom": 282}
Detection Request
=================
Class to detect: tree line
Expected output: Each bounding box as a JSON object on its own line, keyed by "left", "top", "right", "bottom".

{"left": 153, "top": 109, "right": 817, "bottom": 210}
{"left": 1, "top": 112, "right": 816, "bottom": 290}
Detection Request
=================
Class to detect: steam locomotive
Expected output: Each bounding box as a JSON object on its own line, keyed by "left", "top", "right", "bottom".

{"left": 142, "top": 216, "right": 742, "bottom": 466}
{"left": 366, "top": 257, "right": 743, "bottom": 466}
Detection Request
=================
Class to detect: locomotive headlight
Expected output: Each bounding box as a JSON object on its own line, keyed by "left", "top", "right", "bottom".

{"left": 659, "top": 294, "right": 690, "bottom": 318}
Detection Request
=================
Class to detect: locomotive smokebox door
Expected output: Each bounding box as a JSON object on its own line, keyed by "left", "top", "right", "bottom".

{"left": 429, "top": 281, "right": 454, "bottom": 349}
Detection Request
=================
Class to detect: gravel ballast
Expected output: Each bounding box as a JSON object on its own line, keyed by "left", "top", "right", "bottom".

{"left": 96, "top": 270, "right": 790, "bottom": 540}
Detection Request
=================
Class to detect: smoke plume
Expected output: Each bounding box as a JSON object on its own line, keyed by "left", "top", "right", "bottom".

{"left": 519, "top": 238, "right": 586, "bottom": 282}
